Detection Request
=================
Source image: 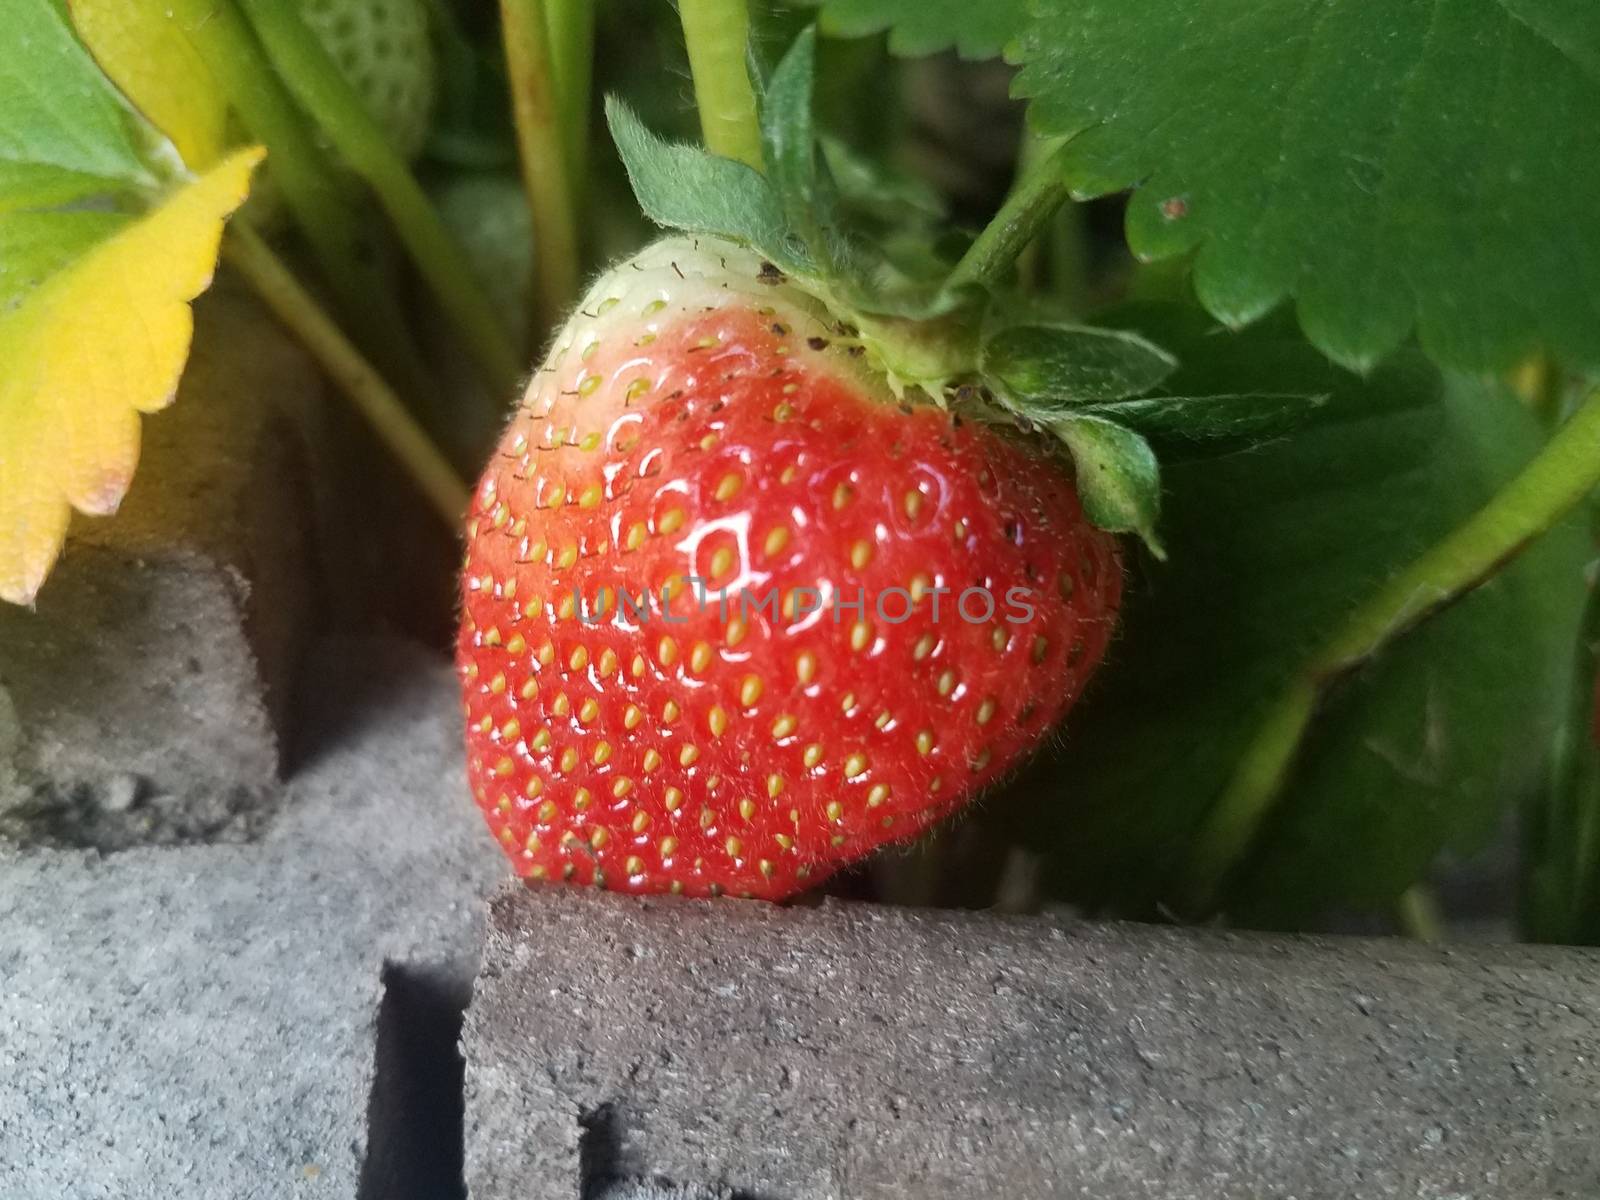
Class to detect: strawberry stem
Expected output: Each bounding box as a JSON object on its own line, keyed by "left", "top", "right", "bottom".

{"left": 500, "top": 0, "right": 583, "bottom": 338}
{"left": 1395, "top": 885, "right": 1444, "bottom": 942}
{"left": 225, "top": 224, "right": 470, "bottom": 526}
{"left": 945, "top": 140, "right": 1074, "bottom": 293}
{"left": 545, "top": 0, "right": 596, "bottom": 213}
{"left": 678, "top": 0, "right": 764, "bottom": 171}
{"left": 238, "top": 0, "right": 523, "bottom": 397}
{"left": 1018, "top": 133, "right": 1091, "bottom": 310}
{"left": 165, "top": 0, "right": 436, "bottom": 403}
{"left": 1179, "top": 382, "right": 1600, "bottom": 915}
{"left": 1522, "top": 522, "right": 1600, "bottom": 944}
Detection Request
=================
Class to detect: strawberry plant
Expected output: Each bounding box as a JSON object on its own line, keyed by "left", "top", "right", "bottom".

{"left": 4, "top": 0, "right": 1600, "bottom": 941}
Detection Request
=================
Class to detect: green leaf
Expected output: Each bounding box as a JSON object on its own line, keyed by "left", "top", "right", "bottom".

{"left": 69, "top": 0, "right": 233, "bottom": 168}
{"left": 0, "top": 162, "right": 129, "bottom": 213}
{"left": 1078, "top": 391, "right": 1328, "bottom": 459}
{"left": 0, "top": 149, "right": 261, "bottom": 603}
{"left": 761, "top": 28, "right": 828, "bottom": 243}
{"left": 980, "top": 321, "right": 1177, "bottom": 409}
{"left": 1050, "top": 414, "right": 1163, "bottom": 556}
{"left": 818, "top": 0, "right": 1027, "bottom": 59}
{"left": 816, "top": 136, "right": 956, "bottom": 295}
{"left": 819, "top": 136, "right": 944, "bottom": 224}
{"left": 0, "top": 0, "right": 151, "bottom": 204}
{"left": 0, "top": 207, "right": 129, "bottom": 310}
{"left": 1014, "top": 0, "right": 1600, "bottom": 373}
{"left": 992, "top": 306, "right": 1588, "bottom": 926}
{"left": 605, "top": 96, "right": 806, "bottom": 273}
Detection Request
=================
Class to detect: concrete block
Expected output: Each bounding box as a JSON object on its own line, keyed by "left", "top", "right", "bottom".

{"left": 0, "top": 287, "right": 327, "bottom": 846}
{"left": 465, "top": 888, "right": 1600, "bottom": 1200}
{"left": 0, "top": 638, "right": 506, "bottom": 1199}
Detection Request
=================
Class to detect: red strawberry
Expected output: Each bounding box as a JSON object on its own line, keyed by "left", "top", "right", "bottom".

{"left": 458, "top": 236, "right": 1121, "bottom": 899}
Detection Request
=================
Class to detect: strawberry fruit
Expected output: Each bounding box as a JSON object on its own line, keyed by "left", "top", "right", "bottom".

{"left": 297, "top": 0, "right": 436, "bottom": 161}
{"left": 458, "top": 237, "right": 1122, "bottom": 899}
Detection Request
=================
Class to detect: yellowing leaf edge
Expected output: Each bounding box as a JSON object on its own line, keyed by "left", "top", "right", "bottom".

{"left": 0, "top": 147, "right": 264, "bottom": 605}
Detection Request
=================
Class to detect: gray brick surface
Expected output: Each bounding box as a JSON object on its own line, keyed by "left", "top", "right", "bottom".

{"left": 0, "top": 638, "right": 504, "bottom": 1199}
{"left": 466, "top": 887, "right": 1600, "bottom": 1200}
{"left": 0, "top": 288, "right": 327, "bottom": 843}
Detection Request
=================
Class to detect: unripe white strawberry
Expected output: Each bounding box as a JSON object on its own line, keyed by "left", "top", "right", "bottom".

{"left": 297, "top": 0, "right": 436, "bottom": 161}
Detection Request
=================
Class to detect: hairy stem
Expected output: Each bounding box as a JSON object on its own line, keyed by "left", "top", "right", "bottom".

{"left": 226, "top": 225, "right": 469, "bottom": 526}
{"left": 166, "top": 0, "right": 433, "bottom": 399}
{"left": 946, "top": 140, "right": 1073, "bottom": 293}
{"left": 678, "top": 0, "right": 764, "bottom": 170}
{"left": 1180, "top": 383, "right": 1600, "bottom": 914}
{"left": 500, "top": 0, "right": 582, "bottom": 338}
{"left": 238, "top": 0, "right": 521, "bottom": 396}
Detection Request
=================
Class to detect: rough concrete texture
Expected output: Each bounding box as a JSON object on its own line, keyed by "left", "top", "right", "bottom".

{"left": 0, "top": 638, "right": 505, "bottom": 1199}
{"left": 591, "top": 1184, "right": 736, "bottom": 1200}
{"left": 466, "top": 888, "right": 1600, "bottom": 1200}
{"left": 0, "top": 286, "right": 329, "bottom": 846}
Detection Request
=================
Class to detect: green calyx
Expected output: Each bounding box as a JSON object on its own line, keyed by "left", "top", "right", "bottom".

{"left": 606, "top": 26, "right": 1326, "bottom": 557}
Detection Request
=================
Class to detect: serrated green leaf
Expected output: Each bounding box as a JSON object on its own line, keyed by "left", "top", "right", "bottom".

{"left": 981, "top": 321, "right": 1177, "bottom": 408}
{"left": 991, "top": 305, "right": 1588, "bottom": 926}
{"left": 1078, "top": 391, "right": 1327, "bottom": 459}
{"left": 818, "top": 0, "right": 1027, "bottom": 58}
{"left": 1050, "top": 414, "right": 1163, "bottom": 555}
{"left": 605, "top": 97, "right": 806, "bottom": 273}
{"left": 1014, "top": 0, "right": 1600, "bottom": 373}
{"left": 0, "top": 0, "right": 151, "bottom": 205}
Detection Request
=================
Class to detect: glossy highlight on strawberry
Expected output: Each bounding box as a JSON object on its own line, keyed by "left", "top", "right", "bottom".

{"left": 458, "top": 237, "right": 1121, "bottom": 899}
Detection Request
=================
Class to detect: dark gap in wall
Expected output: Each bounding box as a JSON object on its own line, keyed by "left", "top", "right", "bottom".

{"left": 358, "top": 958, "right": 475, "bottom": 1200}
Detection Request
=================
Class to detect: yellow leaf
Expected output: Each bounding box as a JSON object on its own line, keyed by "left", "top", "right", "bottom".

{"left": 0, "top": 147, "right": 263, "bottom": 605}
{"left": 67, "top": 0, "right": 229, "bottom": 167}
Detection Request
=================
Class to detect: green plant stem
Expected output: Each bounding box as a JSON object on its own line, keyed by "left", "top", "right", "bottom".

{"left": 1395, "top": 885, "right": 1444, "bottom": 942}
{"left": 1011, "top": 133, "right": 1088, "bottom": 309}
{"left": 1180, "top": 383, "right": 1600, "bottom": 914}
{"left": 165, "top": 0, "right": 432, "bottom": 400}
{"left": 225, "top": 225, "right": 469, "bottom": 525}
{"left": 946, "top": 140, "right": 1074, "bottom": 293}
{"left": 500, "top": 0, "right": 582, "bottom": 337}
{"left": 1045, "top": 191, "right": 1090, "bottom": 314}
{"left": 238, "top": 0, "right": 521, "bottom": 396}
{"left": 545, "top": 0, "right": 596, "bottom": 211}
{"left": 678, "top": 0, "right": 764, "bottom": 170}
{"left": 1524, "top": 522, "right": 1600, "bottom": 944}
